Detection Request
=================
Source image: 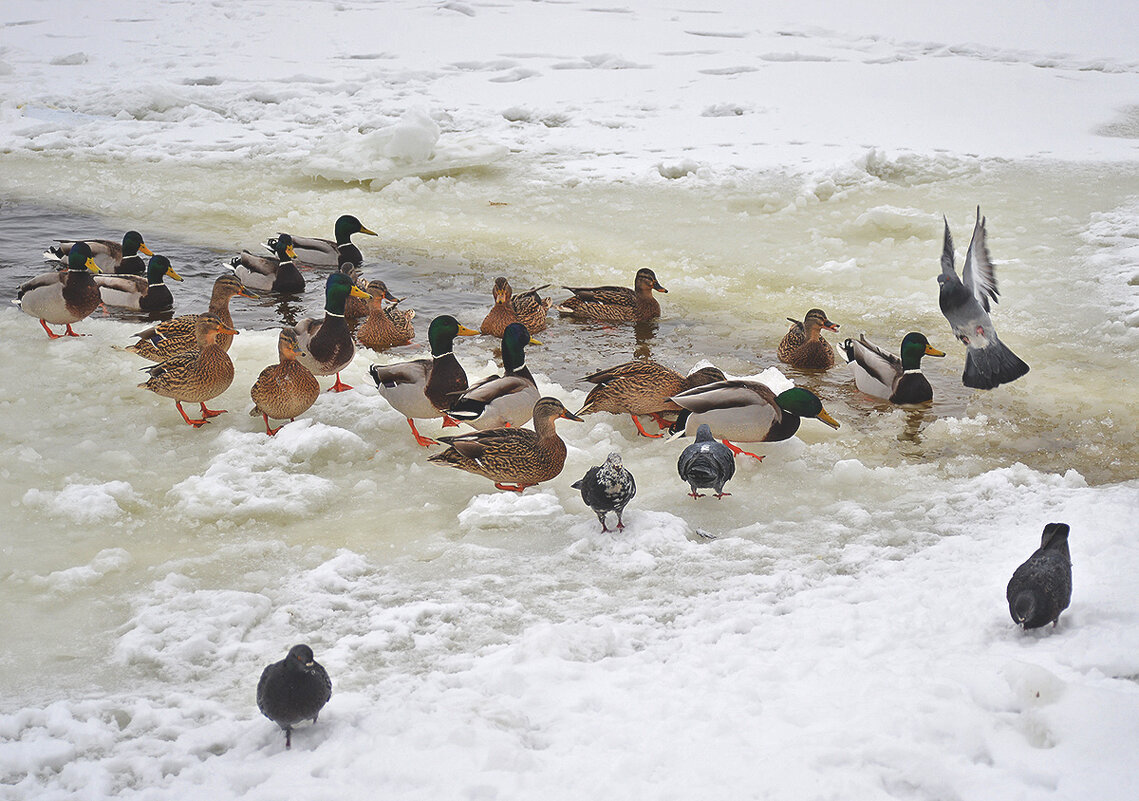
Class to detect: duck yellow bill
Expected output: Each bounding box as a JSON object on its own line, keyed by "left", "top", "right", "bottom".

{"left": 285, "top": 245, "right": 297, "bottom": 260}
{"left": 925, "top": 344, "right": 946, "bottom": 357}
{"left": 86, "top": 257, "right": 101, "bottom": 274}
{"left": 167, "top": 266, "right": 184, "bottom": 282}
{"left": 457, "top": 324, "right": 480, "bottom": 336}
{"left": 360, "top": 226, "right": 378, "bottom": 236}
{"left": 349, "top": 285, "right": 371, "bottom": 299}
{"left": 139, "top": 243, "right": 154, "bottom": 257}
{"left": 817, "top": 409, "right": 841, "bottom": 429}
{"left": 529, "top": 336, "right": 542, "bottom": 346}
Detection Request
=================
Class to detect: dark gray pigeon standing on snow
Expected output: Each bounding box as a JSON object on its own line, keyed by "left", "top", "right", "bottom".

{"left": 257, "top": 644, "right": 333, "bottom": 748}
{"left": 572, "top": 451, "right": 637, "bottom": 531}
{"left": 1006, "top": 523, "right": 1072, "bottom": 630}
{"left": 677, "top": 423, "right": 736, "bottom": 499}
{"left": 938, "top": 207, "right": 1029, "bottom": 389}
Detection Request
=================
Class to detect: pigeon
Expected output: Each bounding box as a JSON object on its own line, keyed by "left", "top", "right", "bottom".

{"left": 938, "top": 207, "right": 1029, "bottom": 389}
{"left": 572, "top": 451, "right": 637, "bottom": 531}
{"left": 257, "top": 644, "right": 333, "bottom": 748}
{"left": 1006, "top": 523, "right": 1072, "bottom": 630}
{"left": 677, "top": 423, "right": 736, "bottom": 499}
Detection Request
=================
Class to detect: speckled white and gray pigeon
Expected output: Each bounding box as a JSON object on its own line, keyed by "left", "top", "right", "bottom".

{"left": 1006, "top": 523, "right": 1072, "bottom": 630}
{"left": 572, "top": 451, "right": 636, "bottom": 531}
{"left": 677, "top": 423, "right": 736, "bottom": 499}
{"left": 938, "top": 207, "right": 1029, "bottom": 390}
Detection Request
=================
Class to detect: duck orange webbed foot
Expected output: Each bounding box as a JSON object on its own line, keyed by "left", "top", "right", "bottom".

{"left": 494, "top": 483, "right": 533, "bottom": 493}
{"left": 199, "top": 403, "right": 227, "bottom": 419}
{"left": 722, "top": 439, "right": 764, "bottom": 461}
{"left": 327, "top": 373, "right": 353, "bottom": 393}
{"left": 176, "top": 401, "right": 209, "bottom": 428}
{"left": 407, "top": 419, "right": 438, "bottom": 447}
{"left": 631, "top": 415, "right": 664, "bottom": 439}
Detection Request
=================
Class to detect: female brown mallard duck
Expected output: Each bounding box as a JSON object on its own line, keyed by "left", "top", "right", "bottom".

{"left": 840, "top": 332, "right": 945, "bottom": 404}
{"left": 556, "top": 267, "right": 667, "bottom": 323}
{"left": 368, "top": 315, "right": 479, "bottom": 446}
{"left": 138, "top": 315, "right": 238, "bottom": 427}
{"left": 355, "top": 281, "right": 415, "bottom": 350}
{"left": 294, "top": 272, "right": 371, "bottom": 392}
{"left": 250, "top": 328, "right": 321, "bottom": 435}
{"left": 16, "top": 241, "right": 102, "bottom": 338}
{"left": 231, "top": 233, "right": 305, "bottom": 294}
{"left": 670, "top": 381, "right": 840, "bottom": 460}
{"left": 577, "top": 360, "right": 726, "bottom": 438}
{"left": 447, "top": 322, "right": 541, "bottom": 429}
{"left": 45, "top": 230, "right": 153, "bottom": 275}
{"left": 480, "top": 277, "right": 551, "bottom": 337}
{"left": 778, "top": 308, "right": 840, "bottom": 369}
{"left": 428, "top": 396, "right": 582, "bottom": 492}
{"left": 124, "top": 274, "right": 256, "bottom": 360}
{"left": 95, "top": 254, "right": 184, "bottom": 312}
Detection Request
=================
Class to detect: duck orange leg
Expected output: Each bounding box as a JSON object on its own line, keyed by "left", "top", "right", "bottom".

{"left": 262, "top": 413, "right": 284, "bottom": 436}
{"left": 630, "top": 415, "right": 663, "bottom": 439}
{"left": 494, "top": 482, "right": 534, "bottom": 493}
{"left": 407, "top": 418, "right": 437, "bottom": 447}
{"left": 63, "top": 323, "right": 86, "bottom": 337}
{"left": 39, "top": 319, "right": 63, "bottom": 339}
{"left": 176, "top": 401, "right": 209, "bottom": 428}
{"left": 721, "top": 439, "right": 764, "bottom": 462}
{"left": 328, "top": 372, "right": 352, "bottom": 393}
{"left": 199, "top": 402, "right": 227, "bottom": 419}
{"left": 646, "top": 412, "right": 672, "bottom": 430}
{"left": 441, "top": 414, "right": 461, "bottom": 428}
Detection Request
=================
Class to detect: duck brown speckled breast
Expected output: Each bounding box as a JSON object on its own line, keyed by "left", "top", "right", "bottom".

{"left": 778, "top": 308, "right": 839, "bottom": 369}
{"left": 556, "top": 268, "right": 666, "bottom": 323}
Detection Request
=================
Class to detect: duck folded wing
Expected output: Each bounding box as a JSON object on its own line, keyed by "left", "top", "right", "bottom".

{"left": 672, "top": 380, "right": 780, "bottom": 414}
{"left": 844, "top": 336, "right": 900, "bottom": 391}
{"left": 562, "top": 285, "right": 635, "bottom": 304}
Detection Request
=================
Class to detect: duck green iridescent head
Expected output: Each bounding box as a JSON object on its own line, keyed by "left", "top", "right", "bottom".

{"left": 899, "top": 332, "right": 946, "bottom": 369}
{"left": 67, "top": 241, "right": 100, "bottom": 273}
{"left": 122, "top": 230, "right": 153, "bottom": 258}
{"left": 334, "top": 214, "right": 378, "bottom": 244}
{"left": 775, "top": 387, "right": 840, "bottom": 429}
{"left": 427, "top": 314, "right": 479, "bottom": 355}
{"left": 501, "top": 322, "right": 540, "bottom": 370}
{"left": 272, "top": 233, "right": 297, "bottom": 262}
{"left": 324, "top": 271, "right": 370, "bottom": 314}
{"left": 146, "top": 255, "right": 184, "bottom": 284}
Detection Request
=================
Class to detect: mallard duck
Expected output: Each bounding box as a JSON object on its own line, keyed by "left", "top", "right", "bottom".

{"left": 45, "top": 230, "right": 153, "bottom": 275}
{"left": 939, "top": 207, "right": 1030, "bottom": 389}
{"left": 138, "top": 315, "right": 238, "bottom": 427}
{"left": 95, "top": 254, "right": 184, "bottom": 312}
{"left": 572, "top": 451, "right": 637, "bottom": 531}
{"left": 123, "top": 274, "right": 256, "bottom": 361}
{"left": 250, "top": 328, "right": 322, "bottom": 435}
{"left": 556, "top": 267, "right": 667, "bottom": 323}
{"left": 15, "top": 241, "right": 102, "bottom": 338}
{"left": 257, "top": 644, "right": 332, "bottom": 750}
{"left": 356, "top": 280, "right": 414, "bottom": 350}
{"left": 368, "top": 315, "right": 479, "bottom": 446}
{"left": 577, "top": 360, "right": 726, "bottom": 438}
{"left": 480, "top": 277, "right": 551, "bottom": 337}
{"left": 266, "top": 214, "right": 377, "bottom": 268}
{"left": 428, "top": 396, "right": 583, "bottom": 492}
{"left": 778, "top": 308, "right": 840, "bottom": 369}
{"left": 231, "top": 233, "right": 305, "bottom": 294}
{"left": 840, "top": 332, "right": 945, "bottom": 404}
{"left": 293, "top": 272, "right": 371, "bottom": 393}
{"left": 447, "top": 322, "right": 541, "bottom": 429}
{"left": 670, "top": 381, "right": 840, "bottom": 460}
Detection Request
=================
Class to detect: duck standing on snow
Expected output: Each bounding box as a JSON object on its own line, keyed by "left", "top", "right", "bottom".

{"left": 267, "top": 214, "right": 377, "bottom": 268}
{"left": 1006, "top": 523, "right": 1072, "bottom": 630}
{"left": 447, "top": 322, "right": 541, "bottom": 429}
{"left": 257, "top": 644, "right": 332, "bottom": 750}
{"left": 557, "top": 267, "right": 667, "bottom": 323}
{"left": 670, "top": 381, "right": 840, "bottom": 460}
{"left": 428, "top": 396, "right": 582, "bottom": 492}
{"left": 480, "top": 277, "right": 552, "bottom": 336}
{"left": 123, "top": 274, "right": 256, "bottom": 360}
{"left": 572, "top": 451, "right": 637, "bottom": 531}
{"left": 840, "top": 332, "right": 945, "bottom": 404}
{"left": 15, "top": 241, "right": 102, "bottom": 338}
{"left": 778, "top": 308, "right": 840, "bottom": 370}
{"left": 938, "top": 207, "right": 1030, "bottom": 389}
{"left": 677, "top": 424, "right": 736, "bottom": 499}
{"left": 356, "top": 280, "right": 415, "bottom": 350}
{"left": 231, "top": 233, "right": 305, "bottom": 294}
{"left": 137, "top": 315, "right": 238, "bottom": 427}
{"left": 46, "top": 230, "right": 153, "bottom": 275}
{"left": 577, "top": 360, "right": 726, "bottom": 438}
{"left": 250, "top": 328, "right": 321, "bottom": 435}
{"left": 95, "top": 254, "right": 184, "bottom": 312}
{"left": 369, "top": 315, "right": 480, "bottom": 446}
{"left": 293, "top": 272, "right": 371, "bottom": 392}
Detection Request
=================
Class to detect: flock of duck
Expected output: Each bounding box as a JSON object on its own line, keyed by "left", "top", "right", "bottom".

{"left": 14, "top": 209, "right": 1064, "bottom": 749}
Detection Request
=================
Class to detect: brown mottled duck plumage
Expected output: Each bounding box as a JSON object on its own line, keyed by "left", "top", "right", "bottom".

{"left": 578, "top": 360, "right": 726, "bottom": 437}
{"left": 138, "top": 315, "right": 238, "bottom": 427}
{"left": 480, "top": 277, "right": 552, "bottom": 337}
{"left": 778, "top": 308, "right": 840, "bottom": 370}
{"left": 428, "top": 397, "right": 582, "bottom": 492}
{"left": 124, "top": 274, "right": 255, "bottom": 361}
{"left": 556, "top": 268, "right": 667, "bottom": 323}
{"left": 250, "top": 328, "right": 322, "bottom": 435}
{"left": 356, "top": 280, "right": 414, "bottom": 350}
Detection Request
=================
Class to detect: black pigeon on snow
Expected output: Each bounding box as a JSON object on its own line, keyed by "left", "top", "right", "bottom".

{"left": 572, "top": 451, "right": 636, "bottom": 531}
{"left": 938, "top": 207, "right": 1029, "bottom": 389}
{"left": 677, "top": 423, "right": 736, "bottom": 499}
{"left": 257, "top": 644, "right": 333, "bottom": 749}
{"left": 1006, "top": 523, "right": 1072, "bottom": 630}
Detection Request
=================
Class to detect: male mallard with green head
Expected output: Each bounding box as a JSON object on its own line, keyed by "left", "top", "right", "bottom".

{"left": 95, "top": 254, "right": 184, "bottom": 312}
{"left": 46, "top": 230, "right": 153, "bottom": 275}
{"left": 840, "top": 332, "right": 946, "bottom": 404}
{"left": 447, "top": 322, "right": 542, "bottom": 429}
{"left": 16, "top": 241, "right": 102, "bottom": 338}
{"left": 293, "top": 272, "right": 371, "bottom": 392}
